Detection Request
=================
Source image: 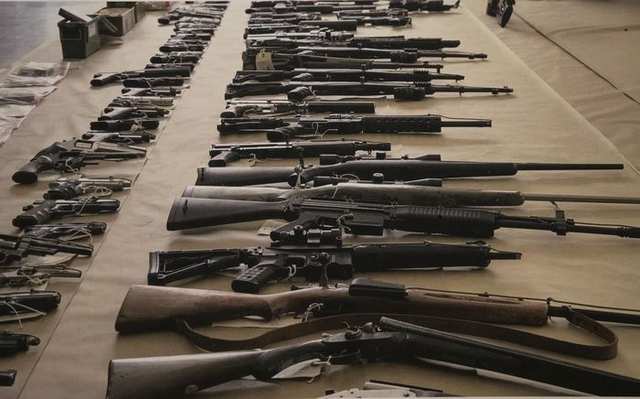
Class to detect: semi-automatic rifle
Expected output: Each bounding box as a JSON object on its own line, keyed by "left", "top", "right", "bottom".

{"left": 149, "top": 52, "right": 203, "bottom": 64}
{"left": 43, "top": 177, "right": 132, "bottom": 200}
{"left": 209, "top": 139, "right": 390, "bottom": 166}
{"left": 245, "top": 46, "right": 487, "bottom": 61}
{"left": 99, "top": 106, "right": 170, "bottom": 120}
{"left": 245, "top": 20, "right": 360, "bottom": 35}
{"left": 107, "top": 315, "right": 640, "bottom": 398}
{"left": 110, "top": 95, "right": 175, "bottom": 107}
{"left": 245, "top": 36, "right": 461, "bottom": 50}
{"left": 13, "top": 198, "right": 120, "bottom": 228}
{"left": 221, "top": 99, "right": 376, "bottom": 117}
{"left": 90, "top": 67, "right": 191, "bottom": 87}
{"left": 217, "top": 114, "right": 491, "bottom": 141}
{"left": 225, "top": 81, "right": 513, "bottom": 101}
{"left": 158, "top": 42, "right": 207, "bottom": 53}
{"left": 194, "top": 154, "right": 623, "bottom": 186}
{"left": 0, "top": 234, "right": 93, "bottom": 266}
{"left": 147, "top": 242, "right": 520, "bottom": 290}
{"left": 12, "top": 139, "right": 146, "bottom": 184}
{"left": 89, "top": 118, "right": 159, "bottom": 132}
{"left": 233, "top": 68, "right": 464, "bottom": 83}
{"left": 166, "top": 197, "right": 640, "bottom": 242}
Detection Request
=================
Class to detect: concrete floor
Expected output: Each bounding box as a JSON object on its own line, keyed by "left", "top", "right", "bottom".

{"left": 0, "top": 1, "right": 101, "bottom": 69}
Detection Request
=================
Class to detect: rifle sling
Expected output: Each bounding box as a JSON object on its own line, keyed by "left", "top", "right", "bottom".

{"left": 175, "top": 308, "right": 618, "bottom": 360}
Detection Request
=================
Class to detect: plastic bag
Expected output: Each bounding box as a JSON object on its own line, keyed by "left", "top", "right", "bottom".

{"left": 2, "top": 62, "right": 70, "bottom": 87}
{"left": 0, "top": 87, "right": 56, "bottom": 105}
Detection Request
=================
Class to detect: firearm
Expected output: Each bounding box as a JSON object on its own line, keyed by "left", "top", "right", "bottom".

{"left": 149, "top": 52, "right": 203, "bottom": 64}
{"left": 194, "top": 154, "right": 623, "bottom": 186}
{"left": 99, "top": 106, "right": 170, "bottom": 120}
{"left": 487, "top": 0, "right": 515, "bottom": 27}
{"left": 319, "top": 381, "right": 453, "bottom": 398}
{"left": 44, "top": 177, "right": 132, "bottom": 200}
{"left": 245, "top": 46, "right": 488, "bottom": 61}
{"left": 0, "top": 234, "right": 93, "bottom": 266}
{"left": 0, "top": 370, "right": 16, "bottom": 387}
{"left": 82, "top": 131, "right": 156, "bottom": 145}
{"left": 22, "top": 222, "right": 107, "bottom": 240}
{"left": 166, "top": 197, "right": 640, "bottom": 242}
{"left": 243, "top": 52, "right": 444, "bottom": 71}
{"left": 245, "top": 20, "right": 360, "bottom": 35}
{"left": 222, "top": 99, "right": 376, "bottom": 117}
{"left": 233, "top": 68, "right": 464, "bottom": 83}
{"left": 0, "top": 332, "right": 39, "bottom": 356}
{"left": 148, "top": 241, "right": 519, "bottom": 290}
{"left": 337, "top": 14, "right": 413, "bottom": 26}
{"left": 248, "top": 15, "right": 322, "bottom": 25}
{"left": 110, "top": 95, "right": 175, "bottom": 107}
{"left": 209, "top": 139, "right": 390, "bottom": 166}
{"left": 247, "top": 4, "right": 377, "bottom": 14}
{"left": 218, "top": 114, "right": 491, "bottom": 141}
{"left": 182, "top": 182, "right": 640, "bottom": 209}
{"left": 158, "top": 10, "right": 224, "bottom": 25}
{"left": 13, "top": 198, "right": 120, "bottom": 229}
{"left": 120, "top": 77, "right": 188, "bottom": 88}
{"left": 158, "top": 42, "right": 207, "bottom": 53}
{"left": 335, "top": 8, "right": 409, "bottom": 18}
{"left": 390, "top": 0, "right": 461, "bottom": 12}
{"left": 12, "top": 139, "right": 146, "bottom": 184}
{"left": 90, "top": 67, "right": 191, "bottom": 87}
{"left": 171, "top": 32, "right": 213, "bottom": 41}
{"left": 173, "top": 23, "right": 217, "bottom": 34}
{"left": 107, "top": 316, "right": 640, "bottom": 398}
{"left": 0, "top": 290, "right": 61, "bottom": 319}
{"left": 245, "top": 36, "right": 461, "bottom": 50}
{"left": 89, "top": 118, "right": 159, "bottom": 132}
{"left": 121, "top": 87, "right": 183, "bottom": 98}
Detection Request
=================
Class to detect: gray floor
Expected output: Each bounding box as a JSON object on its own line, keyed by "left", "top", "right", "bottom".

{"left": 0, "top": 1, "right": 101, "bottom": 69}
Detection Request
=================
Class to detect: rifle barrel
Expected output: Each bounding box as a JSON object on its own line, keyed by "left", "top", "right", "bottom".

{"left": 439, "top": 119, "right": 492, "bottom": 128}
{"left": 523, "top": 193, "right": 640, "bottom": 205}
{"left": 515, "top": 163, "right": 623, "bottom": 170}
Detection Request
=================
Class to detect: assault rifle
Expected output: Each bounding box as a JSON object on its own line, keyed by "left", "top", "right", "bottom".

{"left": 221, "top": 99, "right": 376, "bottom": 117}
{"left": 44, "top": 177, "right": 132, "bottom": 200}
{"left": 334, "top": 14, "right": 413, "bottom": 26}
{"left": 110, "top": 95, "right": 175, "bottom": 107}
{"left": 0, "top": 234, "right": 93, "bottom": 266}
{"left": 245, "top": 46, "right": 488, "bottom": 61}
{"left": 166, "top": 197, "right": 640, "bottom": 242}
{"left": 90, "top": 67, "right": 191, "bottom": 87}
{"left": 248, "top": 15, "right": 323, "bottom": 25}
{"left": 120, "top": 77, "right": 188, "bottom": 88}
{"left": 158, "top": 9, "right": 225, "bottom": 25}
{"left": 225, "top": 81, "right": 513, "bottom": 101}
{"left": 100, "top": 106, "right": 170, "bottom": 120}
{"left": 242, "top": 52, "right": 444, "bottom": 71}
{"left": 147, "top": 242, "right": 519, "bottom": 290}
{"left": 319, "top": 381, "right": 452, "bottom": 398}
{"left": 22, "top": 222, "right": 107, "bottom": 240}
{"left": 0, "top": 332, "right": 39, "bottom": 356}
{"left": 0, "top": 290, "right": 61, "bottom": 319}
{"left": 171, "top": 32, "right": 213, "bottom": 42}
{"left": 82, "top": 131, "right": 156, "bottom": 145}
{"left": 182, "top": 182, "right": 640, "bottom": 209}
{"left": 194, "top": 154, "right": 623, "bottom": 186}
{"left": 108, "top": 316, "right": 640, "bottom": 398}
{"left": 209, "top": 139, "right": 391, "bottom": 166}
{"left": 121, "top": 87, "right": 183, "bottom": 98}
{"left": 12, "top": 139, "right": 146, "bottom": 184}
{"left": 245, "top": 20, "right": 360, "bottom": 35}
{"left": 149, "top": 52, "right": 203, "bottom": 64}
{"left": 13, "top": 198, "right": 120, "bottom": 229}
{"left": 89, "top": 118, "right": 159, "bottom": 132}
{"left": 158, "top": 42, "right": 207, "bottom": 53}
{"left": 232, "top": 68, "right": 464, "bottom": 83}
{"left": 218, "top": 114, "right": 491, "bottom": 141}
{"left": 245, "top": 36, "right": 461, "bottom": 50}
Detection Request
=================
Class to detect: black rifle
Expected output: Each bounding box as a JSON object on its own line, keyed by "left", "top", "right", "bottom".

{"left": 158, "top": 9, "right": 225, "bottom": 25}
{"left": 121, "top": 87, "right": 183, "bottom": 98}
{"left": 144, "top": 62, "right": 197, "bottom": 72}
{"left": 221, "top": 99, "right": 375, "bottom": 117}
{"left": 171, "top": 32, "right": 213, "bottom": 41}
{"left": 243, "top": 52, "right": 444, "bottom": 71}
{"left": 166, "top": 197, "right": 640, "bottom": 242}
{"left": 233, "top": 68, "right": 464, "bottom": 83}
{"left": 149, "top": 52, "right": 203, "bottom": 64}
{"left": 173, "top": 23, "right": 217, "bottom": 34}
{"left": 245, "top": 36, "right": 461, "bottom": 50}
{"left": 82, "top": 131, "right": 156, "bottom": 145}
{"left": 100, "top": 106, "right": 170, "bottom": 120}
{"left": 247, "top": 5, "right": 377, "bottom": 14}
{"left": 148, "top": 241, "right": 520, "bottom": 291}
{"left": 0, "top": 370, "right": 17, "bottom": 387}
{"left": 0, "top": 234, "right": 93, "bottom": 266}
{"left": 13, "top": 198, "right": 120, "bottom": 229}
{"left": 390, "top": 0, "right": 461, "bottom": 12}
{"left": 245, "top": 46, "right": 488, "bottom": 61}
{"left": 106, "top": 316, "right": 640, "bottom": 398}
{"left": 209, "top": 139, "right": 390, "bottom": 166}
{"left": 121, "top": 77, "right": 188, "bottom": 88}
{"left": 44, "top": 177, "right": 132, "bottom": 200}
{"left": 194, "top": 154, "right": 623, "bottom": 186}
{"left": 226, "top": 81, "right": 513, "bottom": 101}
{"left": 110, "top": 95, "right": 175, "bottom": 107}
{"left": 218, "top": 114, "right": 491, "bottom": 141}
{"left": 12, "top": 139, "right": 146, "bottom": 184}
{"left": 22, "top": 222, "right": 107, "bottom": 240}
{"left": 338, "top": 15, "right": 413, "bottom": 26}
{"left": 89, "top": 118, "right": 159, "bottom": 131}
{"left": 248, "top": 15, "right": 322, "bottom": 25}
{"left": 335, "top": 8, "right": 409, "bottom": 18}
{"left": 318, "top": 381, "right": 453, "bottom": 398}
{"left": 158, "top": 42, "right": 207, "bottom": 53}
{"left": 245, "top": 20, "right": 360, "bottom": 36}
{"left": 0, "top": 290, "right": 61, "bottom": 319}
{"left": 0, "top": 332, "right": 39, "bottom": 356}
{"left": 90, "top": 67, "right": 191, "bottom": 87}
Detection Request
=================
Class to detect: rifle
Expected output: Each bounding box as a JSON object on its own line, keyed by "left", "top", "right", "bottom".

{"left": 120, "top": 87, "right": 183, "bottom": 98}
{"left": 0, "top": 332, "right": 39, "bottom": 356}
{"left": 391, "top": 0, "right": 461, "bottom": 12}
{"left": 13, "top": 198, "right": 120, "bottom": 229}
{"left": 171, "top": 32, "right": 213, "bottom": 42}
{"left": 0, "top": 234, "right": 93, "bottom": 266}
{"left": 245, "top": 20, "right": 360, "bottom": 35}
{"left": 158, "top": 42, "right": 207, "bottom": 53}
{"left": 225, "top": 81, "right": 513, "bottom": 101}
{"left": 221, "top": 99, "right": 376, "bottom": 117}
{"left": 335, "top": 8, "right": 409, "bottom": 18}
{"left": 209, "top": 139, "right": 390, "bottom": 166}
{"left": 0, "top": 370, "right": 16, "bottom": 387}
{"left": 194, "top": 154, "right": 623, "bottom": 186}
{"left": 248, "top": 15, "right": 323, "bottom": 25}
{"left": 318, "top": 381, "right": 453, "bottom": 398}
{"left": 166, "top": 197, "right": 640, "bottom": 242}
{"left": 89, "top": 118, "right": 159, "bottom": 132}
{"left": 120, "top": 77, "right": 188, "bottom": 88}
{"left": 149, "top": 52, "right": 203, "bottom": 64}
{"left": 173, "top": 23, "right": 217, "bottom": 34}
{"left": 100, "top": 106, "right": 170, "bottom": 120}
{"left": 107, "top": 316, "right": 640, "bottom": 398}
{"left": 148, "top": 242, "right": 519, "bottom": 290}
{"left": 22, "top": 222, "right": 107, "bottom": 240}
{"left": 12, "top": 139, "right": 146, "bottom": 184}
{"left": 82, "top": 131, "right": 155, "bottom": 145}
{"left": 218, "top": 114, "right": 491, "bottom": 141}
{"left": 333, "top": 14, "right": 415, "bottom": 26}
{"left": 245, "top": 36, "right": 462, "bottom": 50}
{"left": 182, "top": 182, "right": 640, "bottom": 209}
{"left": 232, "top": 68, "right": 464, "bottom": 83}
{"left": 44, "top": 177, "right": 132, "bottom": 200}
{"left": 243, "top": 52, "right": 444, "bottom": 71}
{"left": 245, "top": 46, "right": 488, "bottom": 61}
{"left": 110, "top": 95, "right": 175, "bottom": 107}
{"left": 0, "top": 290, "right": 61, "bottom": 319}
{"left": 90, "top": 67, "right": 191, "bottom": 87}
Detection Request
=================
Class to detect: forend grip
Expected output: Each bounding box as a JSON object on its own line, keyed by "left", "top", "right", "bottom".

{"left": 361, "top": 115, "right": 441, "bottom": 133}
{"left": 12, "top": 156, "right": 55, "bottom": 184}
{"left": 387, "top": 206, "right": 499, "bottom": 238}
{"left": 232, "top": 265, "right": 280, "bottom": 293}
{"left": 196, "top": 166, "right": 296, "bottom": 186}
{"left": 13, "top": 201, "right": 57, "bottom": 228}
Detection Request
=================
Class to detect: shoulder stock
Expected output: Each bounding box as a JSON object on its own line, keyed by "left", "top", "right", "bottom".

{"left": 196, "top": 166, "right": 296, "bottom": 186}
